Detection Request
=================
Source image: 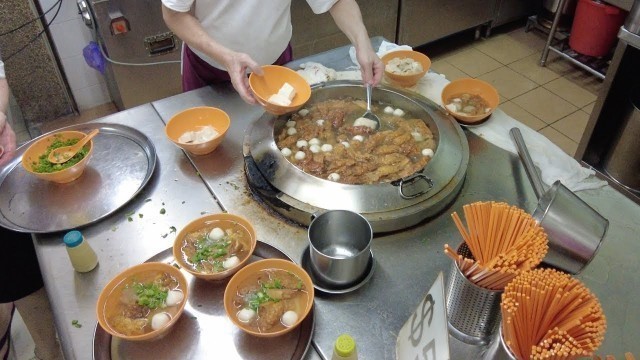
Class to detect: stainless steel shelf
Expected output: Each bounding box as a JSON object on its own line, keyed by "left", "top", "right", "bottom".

{"left": 547, "top": 45, "right": 607, "bottom": 79}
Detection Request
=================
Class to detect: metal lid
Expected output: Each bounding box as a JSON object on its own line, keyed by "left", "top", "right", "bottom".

{"left": 246, "top": 81, "right": 468, "bottom": 215}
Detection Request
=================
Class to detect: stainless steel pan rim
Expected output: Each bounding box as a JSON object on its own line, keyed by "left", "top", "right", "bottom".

{"left": 246, "top": 81, "right": 468, "bottom": 214}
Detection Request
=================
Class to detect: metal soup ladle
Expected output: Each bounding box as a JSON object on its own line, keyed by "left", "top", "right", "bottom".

{"left": 361, "top": 83, "right": 381, "bottom": 130}
{"left": 510, "top": 127, "right": 609, "bottom": 274}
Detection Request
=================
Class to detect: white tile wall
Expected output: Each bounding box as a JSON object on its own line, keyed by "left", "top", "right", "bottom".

{"left": 39, "top": 0, "right": 111, "bottom": 110}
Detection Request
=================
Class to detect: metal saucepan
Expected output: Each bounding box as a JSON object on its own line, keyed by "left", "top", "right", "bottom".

{"left": 510, "top": 127, "right": 609, "bottom": 274}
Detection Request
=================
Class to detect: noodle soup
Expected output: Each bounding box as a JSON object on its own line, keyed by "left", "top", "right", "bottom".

{"left": 103, "top": 269, "right": 185, "bottom": 337}
{"left": 179, "top": 219, "right": 252, "bottom": 274}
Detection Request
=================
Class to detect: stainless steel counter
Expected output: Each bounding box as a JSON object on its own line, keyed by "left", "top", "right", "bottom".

{"left": 31, "top": 42, "right": 640, "bottom": 359}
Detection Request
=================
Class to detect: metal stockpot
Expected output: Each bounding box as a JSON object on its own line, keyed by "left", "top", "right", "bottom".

{"left": 510, "top": 128, "right": 608, "bottom": 274}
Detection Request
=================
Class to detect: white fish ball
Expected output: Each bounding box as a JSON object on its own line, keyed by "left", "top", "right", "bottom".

{"left": 352, "top": 135, "right": 364, "bottom": 142}
{"left": 296, "top": 140, "right": 308, "bottom": 148}
{"left": 309, "top": 144, "right": 321, "bottom": 153}
{"left": 298, "top": 109, "right": 309, "bottom": 117}
{"left": 384, "top": 106, "right": 394, "bottom": 114}
{"left": 316, "top": 119, "right": 325, "bottom": 126}
{"left": 237, "top": 308, "right": 256, "bottom": 323}
{"left": 422, "top": 148, "right": 434, "bottom": 157}
{"left": 294, "top": 151, "right": 306, "bottom": 160}
{"left": 281, "top": 147, "right": 292, "bottom": 157}
{"left": 286, "top": 120, "right": 296, "bottom": 128}
{"left": 223, "top": 256, "right": 240, "bottom": 269}
{"left": 327, "top": 173, "right": 340, "bottom": 181}
{"left": 166, "top": 290, "right": 184, "bottom": 307}
{"left": 445, "top": 103, "right": 459, "bottom": 113}
{"left": 321, "top": 144, "right": 333, "bottom": 152}
{"left": 393, "top": 108, "right": 405, "bottom": 117}
{"left": 151, "top": 313, "right": 171, "bottom": 331}
{"left": 208, "top": 227, "right": 225, "bottom": 241}
{"left": 411, "top": 131, "right": 424, "bottom": 142}
{"left": 341, "top": 141, "right": 350, "bottom": 148}
{"left": 287, "top": 127, "right": 297, "bottom": 136}
{"left": 309, "top": 138, "right": 321, "bottom": 146}
{"left": 281, "top": 310, "right": 299, "bottom": 327}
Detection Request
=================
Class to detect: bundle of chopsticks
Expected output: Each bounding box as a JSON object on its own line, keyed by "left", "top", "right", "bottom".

{"left": 444, "top": 201, "right": 548, "bottom": 290}
{"left": 501, "top": 268, "right": 607, "bottom": 359}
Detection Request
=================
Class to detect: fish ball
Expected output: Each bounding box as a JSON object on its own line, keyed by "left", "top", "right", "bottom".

{"left": 309, "top": 144, "right": 321, "bottom": 153}
{"left": 321, "top": 144, "right": 333, "bottom": 152}
{"left": 237, "top": 308, "right": 256, "bottom": 323}
{"left": 422, "top": 148, "right": 434, "bottom": 157}
{"left": 281, "top": 310, "right": 298, "bottom": 327}
{"left": 208, "top": 227, "right": 225, "bottom": 241}
{"left": 384, "top": 106, "right": 394, "bottom": 114}
{"left": 309, "top": 138, "right": 321, "bottom": 146}
{"left": 393, "top": 108, "right": 405, "bottom": 117}
{"left": 294, "top": 151, "right": 306, "bottom": 160}
{"left": 287, "top": 127, "right": 297, "bottom": 136}
{"left": 223, "top": 256, "right": 240, "bottom": 269}
{"left": 298, "top": 109, "right": 309, "bottom": 117}
{"left": 296, "top": 140, "right": 308, "bottom": 148}
{"left": 280, "top": 147, "right": 292, "bottom": 157}
{"left": 286, "top": 120, "right": 296, "bottom": 128}
{"left": 316, "top": 119, "right": 325, "bottom": 126}
{"left": 327, "top": 173, "right": 340, "bottom": 181}
{"left": 166, "top": 290, "right": 184, "bottom": 307}
{"left": 341, "top": 141, "right": 350, "bottom": 148}
{"left": 151, "top": 313, "right": 171, "bottom": 331}
{"left": 352, "top": 135, "right": 364, "bottom": 142}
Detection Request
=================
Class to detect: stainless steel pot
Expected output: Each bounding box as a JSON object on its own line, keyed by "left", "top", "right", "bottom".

{"left": 510, "top": 128, "right": 608, "bottom": 274}
{"left": 244, "top": 81, "right": 469, "bottom": 232}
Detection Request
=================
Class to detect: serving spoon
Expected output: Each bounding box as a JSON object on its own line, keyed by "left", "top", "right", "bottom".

{"left": 362, "top": 83, "right": 381, "bottom": 130}
{"left": 48, "top": 129, "right": 99, "bottom": 164}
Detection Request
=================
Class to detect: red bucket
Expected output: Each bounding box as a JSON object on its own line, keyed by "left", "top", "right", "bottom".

{"left": 569, "top": 0, "right": 627, "bottom": 57}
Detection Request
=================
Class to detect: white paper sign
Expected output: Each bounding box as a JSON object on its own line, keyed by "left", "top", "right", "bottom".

{"left": 396, "top": 272, "right": 450, "bottom": 360}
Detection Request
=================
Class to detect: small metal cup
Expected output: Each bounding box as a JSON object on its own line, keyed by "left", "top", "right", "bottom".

{"left": 446, "top": 243, "right": 502, "bottom": 345}
{"left": 308, "top": 210, "right": 372, "bottom": 287}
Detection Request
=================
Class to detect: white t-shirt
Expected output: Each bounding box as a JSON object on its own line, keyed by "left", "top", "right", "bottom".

{"left": 161, "top": 0, "right": 338, "bottom": 70}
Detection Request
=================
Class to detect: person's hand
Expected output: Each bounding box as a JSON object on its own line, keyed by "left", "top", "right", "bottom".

{"left": 222, "top": 51, "right": 264, "bottom": 105}
{"left": 0, "top": 111, "right": 17, "bottom": 166}
{"left": 355, "top": 46, "right": 383, "bottom": 86}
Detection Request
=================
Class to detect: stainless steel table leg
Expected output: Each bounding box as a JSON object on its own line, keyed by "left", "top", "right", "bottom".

{"left": 540, "top": 0, "right": 568, "bottom": 66}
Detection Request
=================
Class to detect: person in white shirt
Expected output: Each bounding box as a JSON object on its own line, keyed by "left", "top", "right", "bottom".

{"left": 162, "top": 0, "right": 383, "bottom": 104}
{"left": 0, "top": 58, "right": 15, "bottom": 166}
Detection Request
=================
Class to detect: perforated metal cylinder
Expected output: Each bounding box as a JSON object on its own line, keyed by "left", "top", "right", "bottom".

{"left": 445, "top": 243, "right": 502, "bottom": 345}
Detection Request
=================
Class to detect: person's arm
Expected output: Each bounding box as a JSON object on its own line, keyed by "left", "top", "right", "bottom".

{"left": 0, "top": 77, "right": 17, "bottom": 166}
{"left": 161, "top": 4, "right": 263, "bottom": 104}
{"left": 328, "top": 0, "right": 383, "bottom": 85}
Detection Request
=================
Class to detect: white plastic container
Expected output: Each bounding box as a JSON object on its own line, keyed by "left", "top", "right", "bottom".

{"left": 331, "top": 334, "right": 358, "bottom": 360}
{"left": 63, "top": 230, "right": 98, "bottom": 272}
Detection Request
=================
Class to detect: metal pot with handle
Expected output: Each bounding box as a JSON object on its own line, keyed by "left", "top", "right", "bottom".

{"left": 510, "top": 127, "right": 608, "bottom": 274}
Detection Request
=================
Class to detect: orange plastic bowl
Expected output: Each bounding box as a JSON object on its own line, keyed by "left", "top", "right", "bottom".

{"left": 441, "top": 78, "right": 500, "bottom": 125}
{"left": 224, "top": 258, "right": 314, "bottom": 337}
{"left": 381, "top": 50, "right": 431, "bottom": 87}
{"left": 173, "top": 213, "right": 257, "bottom": 281}
{"left": 249, "top": 65, "right": 311, "bottom": 116}
{"left": 165, "top": 106, "right": 230, "bottom": 155}
{"left": 21, "top": 130, "right": 94, "bottom": 183}
{"left": 96, "top": 262, "right": 189, "bottom": 342}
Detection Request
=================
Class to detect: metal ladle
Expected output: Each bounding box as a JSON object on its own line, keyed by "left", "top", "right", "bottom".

{"left": 48, "top": 129, "right": 99, "bottom": 164}
{"left": 361, "top": 83, "right": 381, "bottom": 130}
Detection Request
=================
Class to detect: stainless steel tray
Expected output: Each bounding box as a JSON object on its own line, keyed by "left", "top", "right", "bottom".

{"left": 0, "top": 123, "right": 156, "bottom": 233}
{"left": 93, "top": 241, "right": 314, "bottom": 360}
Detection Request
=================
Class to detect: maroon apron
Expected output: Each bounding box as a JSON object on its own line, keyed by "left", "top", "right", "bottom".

{"left": 182, "top": 44, "right": 293, "bottom": 92}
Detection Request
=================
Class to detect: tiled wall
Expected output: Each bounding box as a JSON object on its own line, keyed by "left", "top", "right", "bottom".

{"left": 38, "top": 0, "right": 111, "bottom": 111}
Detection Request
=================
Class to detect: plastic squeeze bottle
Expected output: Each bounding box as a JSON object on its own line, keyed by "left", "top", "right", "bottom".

{"left": 331, "top": 334, "right": 358, "bottom": 360}
{"left": 63, "top": 230, "right": 98, "bottom": 272}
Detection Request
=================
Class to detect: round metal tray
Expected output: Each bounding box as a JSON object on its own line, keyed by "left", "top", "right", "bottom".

{"left": 93, "top": 241, "right": 314, "bottom": 360}
{"left": 0, "top": 123, "right": 156, "bottom": 233}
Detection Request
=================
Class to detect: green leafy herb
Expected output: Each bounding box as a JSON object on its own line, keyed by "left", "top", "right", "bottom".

{"left": 71, "top": 320, "right": 82, "bottom": 328}
{"left": 111, "top": 226, "right": 118, "bottom": 232}
{"left": 200, "top": 211, "right": 207, "bottom": 215}
{"left": 160, "top": 208, "right": 166, "bottom": 215}
{"left": 246, "top": 280, "right": 284, "bottom": 311}
{"left": 138, "top": 213, "right": 143, "bottom": 218}
{"left": 127, "top": 217, "right": 133, "bottom": 222}
{"left": 190, "top": 238, "right": 230, "bottom": 264}
{"left": 145, "top": 198, "right": 152, "bottom": 203}
{"left": 161, "top": 233, "right": 168, "bottom": 238}
{"left": 31, "top": 136, "right": 89, "bottom": 173}
{"left": 169, "top": 226, "right": 176, "bottom": 233}
{"left": 125, "top": 210, "right": 135, "bottom": 217}
{"left": 133, "top": 282, "right": 168, "bottom": 309}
